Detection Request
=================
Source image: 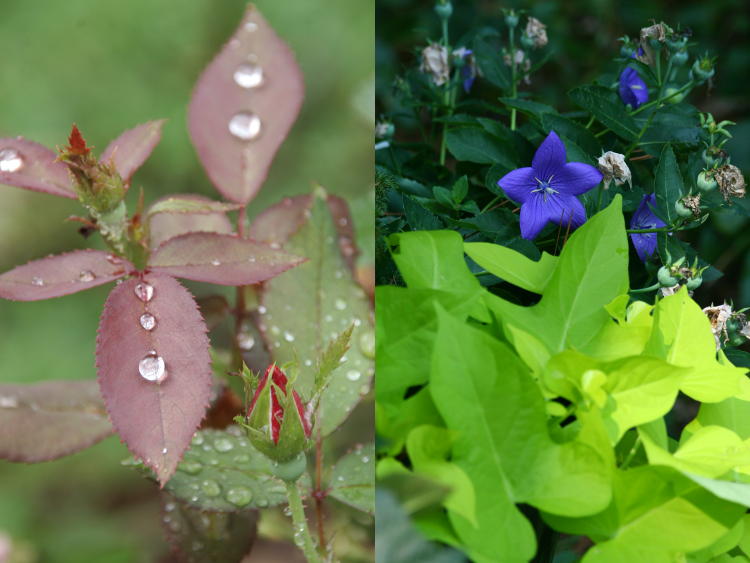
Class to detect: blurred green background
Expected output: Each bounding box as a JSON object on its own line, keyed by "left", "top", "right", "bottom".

{"left": 0, "top": 0, "right": 373, "bottom": 561}
{"left": 377, "top": 0, "right": 750, "bottom": 308}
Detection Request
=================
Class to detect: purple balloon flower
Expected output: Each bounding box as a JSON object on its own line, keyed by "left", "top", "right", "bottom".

{"left": 497, "top": 131, "right": 603, "bottom": 240}
{"left": 618, "top": 52, "right": 649, "bottom": 108}
{"left": 629, "top": 193, "right": 666, "bottom": 262}
{"left": 453, "top": 47, "right": 477, "bottom": 93}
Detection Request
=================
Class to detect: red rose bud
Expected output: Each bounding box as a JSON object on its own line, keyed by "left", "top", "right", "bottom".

{"left": 244, "top": 364, "right": 312, "bottom": 462}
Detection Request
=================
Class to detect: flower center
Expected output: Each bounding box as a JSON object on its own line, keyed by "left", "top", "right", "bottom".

{"left": 532, "top": 175, "right": 558, "bottom": 201}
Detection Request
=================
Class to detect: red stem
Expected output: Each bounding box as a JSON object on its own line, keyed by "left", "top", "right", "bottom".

{"left": 314, "top": 430, "right": 326, "bottom": 549}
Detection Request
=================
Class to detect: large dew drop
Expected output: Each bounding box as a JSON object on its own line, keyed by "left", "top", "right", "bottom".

{"left": 201, "top": 479, "right": 221, "bottom": 497}
{"left": 0, "top": 148, "right": 23, "bottom": 173}
{"left": 226, "top": 487, "right": 253, "bottom": 507}
{"left": 31, "top": 277, "right": 44, "bottom": 287}
{"left": 139, "top": 351, "right": 167, "bottom": 383}
{"left": 134, "top": 282, "right": 154, "bottom": 302}
{"left": 233, "top": 63, "right": 264, "bottom": 89}
{"left": 228, "top": 112, "right": 262, "bottom": 141}
{"left": 346, "top": 369, "right": 362, "bottom": 382}
{"left": 78, "top": 270, "right": 95, "bottom": 283}
{"left": 359, "top": 330, "right": 375, "bottom": 359}
{"left": 139, "top": 313, "right": 157, "bottom": 331}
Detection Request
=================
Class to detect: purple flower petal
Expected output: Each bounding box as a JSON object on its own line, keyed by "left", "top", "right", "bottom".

{"left": 497, "top": 166, "right": 536, "bottom": 204}
{"left": 550, "top": 194, "right": 587, "bottom": 229}
{"left": 553, "top": 162, "right": 603, "bottom": 196}
{"left": 629, "top": 194, "right": 666, "bottom": 262}
{"left": 618, "top": 67, "right": 648, "bottom": 109}
{"left": 532, "top": 131, "right": 567, "bottom": 179}
{"left": 519, "top": 193, "right": 551, "bottom": 240}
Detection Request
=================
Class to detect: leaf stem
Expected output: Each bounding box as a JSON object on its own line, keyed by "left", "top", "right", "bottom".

{"left": 620, "top": 435, "right": 642, "bottom": 470}
{"left": 285, "top": 480, "right": 323, "bottom": 563}
{"left": 629, "top": 282, "right": 660, "bottom": 294}
{"left": 584, "top": 115, "right": 595, "bottom": 129}
{"left": 439, "top": 18, "right": 451, "bottom": 166}
{"left": 626, "top": 226, "right": 674, "bottom": 233}
{"left": 233, "top": 204, "right": 248, "bottom": 372}
{"left": 480, "top": 194, "right": 503, "bottom": 214}
{"left": 314, "top": 429, "right": 327, "bottom": 549}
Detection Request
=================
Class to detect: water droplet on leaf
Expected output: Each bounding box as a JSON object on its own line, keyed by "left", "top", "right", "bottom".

{"left": 139, "top": 352, "right": 167, "bottom": 383}
{"left": 346, "top": 370, "right": 361, "bottom": 381}
{"left": 31, "top": 277, "right": 44, "bottom": 287}
{"left": 238, "top": 331, "right": 255, "bottom": 351}
{"left": 106, "top": 254, "right": 123, "bottom": 265}
{"left": 201, "top": 479, "right": 221, "bottom": 497}
{"left": 359, "top": 330, "right": 375, "bottom": 359}
{"left": 138, "top": 313, "right": 156, "bottom": 332}
{"left": 283, "top": 330, "right": 295, "bottom": 342}
{"left": 210, "top": 259, "right": 221, "bottom": 266}
{"left": 179, "top": 460, "right": 203, "bottom": 475}
{"left": 226, "top": 487, "right": 253, "bottom": 507}
{"left": 334, "top": 299, "right": 347, "bottom": 311}
{"left": 78, "top": 270, "right": 95, "bottom": 283}
{"left": 228, "top": 112, "right": 262, "bottom": 140}
{"left": 233, "top": 63, "right": 264, "bottom": 89}
{"left": 0, "top": 148, "right": 23, "bottom": 172}
{"left": 134, "top": 282, "right": 154, "bottom": 302}
{"left": 214, "top": 438, "right": 234, "bottom": 452}
{"left": 0, "top": 396, "right": 18, "bottom": 408}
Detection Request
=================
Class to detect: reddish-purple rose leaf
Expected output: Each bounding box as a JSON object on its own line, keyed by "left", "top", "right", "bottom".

{"left": 0, "top": 380, "right": 113, "bottom": 462}
{"left": 101, "top": 120, "right": 166, "bottom": 185}
{"left": 188, "top": 5, "right": 304, "bottom": 204}
{"left": 147, "top": 194, "right": 241, "bottom": 216}
{"left": 96, "top": 274, "right": 212, "bottom": 486}
{"left": 0, "top": 137, "right": 75, "bottom": 198}
{"left": 0, "top": 250, "right": 132, "bottom": 302}
{"left": 249, "top": 195, "right": 311, "bottom": 246}
{"left": 148, "top": 195, "right": 235, "bottom": 249}
{"left": 148, "top": 232, "right": 305, "bottom": 286}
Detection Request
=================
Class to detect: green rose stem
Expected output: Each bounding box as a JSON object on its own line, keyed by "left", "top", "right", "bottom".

{"left": 285, "top": 479, "right": 323, "bottom": 563}
{"left": 233, "top": 204, "right": 248, "bottom": 372}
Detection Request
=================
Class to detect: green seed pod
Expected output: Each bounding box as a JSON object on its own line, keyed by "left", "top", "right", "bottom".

{"left": 671, "top": 49, "right": 688, "bottom": 66}
{"left": 686, "top": 276, "right": 702, "bottom": 290}
{"left": 664, "top": 87, "right": 686, "bottom": 104}
{"left": 504, "top": 12, "right": 519, "bottom": 28}
{"left": 674, "top": 200, "right": 693, "bottom": 218}
{"left": 434, "top": 1, "right": 453, "bottom": 20}
{"left": 697, "top": 170, "right": 718, "bottom": 192}
{"left": 520, "top": 33, "right": 535, "bottom": 50}
{"left": 658, "top": 266, "right": 679, "bottom": 287}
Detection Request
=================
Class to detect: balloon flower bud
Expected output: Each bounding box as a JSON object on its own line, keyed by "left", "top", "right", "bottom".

{"left": 244, "top": 364, "right": 312, "bottom": 463}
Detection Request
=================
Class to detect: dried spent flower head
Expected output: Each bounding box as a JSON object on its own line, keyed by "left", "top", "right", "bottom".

{"left": 741, "top": 323, "right": 750, "bottom": 340}
{"left": 682, "top": 194, "right": 702, "bottom": 218}
{"left": 597, "top": 151, "right": 631, "bottom": 190}
{"left": 638, "top": 22, "right": 668, "bottom": 66}
{"left": 375, "top": 121, "right": 394, "bottom": 140}
{"left": 702, "top": 303, "right": 733, "bottom": 349}
{"left": 715, "top": 164, "right": 746, "bottom": 201}
{"left": 524, "top": 17, "right": 548, "bottom": 48}
{"left": 503, "top": 49, "right": 532, "bottom": 84}
{"left": 420, "top": 43, "right": 450, "bottom": 86}
{"left": 659, "top": 284, "right": 681, "bottom": 297}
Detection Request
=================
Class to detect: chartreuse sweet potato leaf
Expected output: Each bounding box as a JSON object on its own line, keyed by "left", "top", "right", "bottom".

{"left": 544, "top": 466, "right": 746, "bottom": 563}
{"left": 376, "top": 388, "right": 444, "bottom": 456}
{"left": 188, "top": 5, "right": 304, "bottom": 204}
{"left": 645, "top": 287, "right": 749, "bottom": 402}
{"left": 328, "top": 443, "right": 374, "bottom": 514}
{"left": 488, "top": 195, "right": 629, "bottom": 355}
{"left": 429, "top": 309, "right": 612, "bottom": 562}
{"left": 375, "top": 286, "right": 483, "bottom": 411}
{"left": 641, "top": 425, "right": 750, "bottom": 479}
{"left": 694, "top": 397, "right": 750, "bottom": 440}
{"left": 545, "top": 352, "right": 684, "bottom": 443}
{"left": 406, "top": 426, "right": 476, "bottom": 526}
{"left": 464, "top": 242, "right": 557, "bottom": 294}
{"left": 580, "top": 299, "right": 654, "bottom": 361}
{"left": 0, "top": 380, "right": 112, "bottom": 462}
{"left": 260, "top": 189, "right": 373, "bottom": 435}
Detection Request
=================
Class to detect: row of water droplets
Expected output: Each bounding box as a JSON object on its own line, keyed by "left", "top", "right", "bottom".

{"left": 29, "top": 253, "right": 124, "bottom": 289}
{"left": 227, "top": 20, "right": 265, "bottom": 141}
{"left": 134, "top": 281, "right": 166, "bottom": 383}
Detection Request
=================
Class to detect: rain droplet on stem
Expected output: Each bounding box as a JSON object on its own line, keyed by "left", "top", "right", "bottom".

{"left": 140, "top": 313, "right": 157, "bottom": 331}
{"left": 0, "top": 148, "right": 23, "bottom": 173}
{"left": 77, "top": 270, "right": 95, "bottom": 283}
{"left": 228, "top": 112, "right": 262, "bottom": 141}
{"left": 139, "top": 352, "right": 167, "bottom": 383}
{"left": 31, "top": 277, "right": 44, "bottom": 287}
{"left": 233, "top": 63, "right": 264, "bottom": 89}
{"left": 134, "top": 282, "right": 154, "bottom": 302}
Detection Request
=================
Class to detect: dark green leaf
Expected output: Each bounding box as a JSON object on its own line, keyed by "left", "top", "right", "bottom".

{"left": 654, "top": 144, "right": 684, "bottom": 224}
{"left": 446, "top": 127, "right": 516, "bottom": 167}
{"left": 403, "top": 196, "right": 443, "bottom": 231}
{"left": 542, "top": 114, "right": 601, "bottom": 156}
{"left": 569, "top": 85, "right": 639, "bottom": 141}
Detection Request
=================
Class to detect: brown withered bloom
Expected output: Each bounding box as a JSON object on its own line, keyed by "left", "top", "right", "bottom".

{"left": 420, "top": 43, "right": 450, "bottom": 86}
{"left": 597, "top": 151, "right": 631, "bottom": 190}
{"left": 682, "top": 194, "right": 702, "bottom": 218}
{"left": 714, "top": 164, "right": 746, "bottom": 201}
{"left": 525, "top": 17, "right": 548, "bottom": 49}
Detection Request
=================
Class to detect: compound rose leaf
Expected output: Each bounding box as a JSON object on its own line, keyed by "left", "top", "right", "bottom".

{"left": 0, "top": 380, "right": 113, "bottom": 462}
{"left": 0, "top": 137, "right": 75, "bottom": 198}
{"left": 259, "top": 189, "right": 374, "bottom": 435}
{"left": 188, "top": 5, "right": 304, "bottom": 204}
{"left": 96, "top": 274, "right": 213, "bottom": 486}
{"left": 148, "top": 195, "right": 235, "bottom": 249}
{"left": 101, "top": 120, "right": 166, "bottom": 185}
{"left": 148, "top": 232, "right": 305, "bottom": 286}
{"left": 0, "top": 250, "right": 132, "bottom": 302}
